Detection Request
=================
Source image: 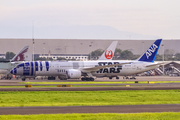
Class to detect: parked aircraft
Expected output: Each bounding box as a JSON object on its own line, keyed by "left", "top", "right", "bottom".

{"left": 10, "top": 39, "right": 162, "bottom": 81}
{"left": 0, "top": 46, "right": 31, "bottom": 79}
{"left": 98, "top": 41, "right": 118, "bottom": 60}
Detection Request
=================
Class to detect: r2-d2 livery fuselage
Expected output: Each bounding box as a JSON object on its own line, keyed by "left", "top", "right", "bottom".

{"left": 10, "top": 60, "right": 160, "bottom": 80}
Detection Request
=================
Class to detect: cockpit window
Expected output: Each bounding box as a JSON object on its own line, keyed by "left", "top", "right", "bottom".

{"left": 17, "top": 63, "right": 24, "bottom": 68}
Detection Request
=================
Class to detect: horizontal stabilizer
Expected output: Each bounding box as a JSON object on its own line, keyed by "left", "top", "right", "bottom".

{"left": 145, "top": 62, "right": 164, "bottom": 67}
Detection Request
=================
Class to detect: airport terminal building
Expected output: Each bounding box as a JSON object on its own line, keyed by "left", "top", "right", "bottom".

{"left": 0, "top": 38, "right": 180, "bottom": 61}
{"left": 1, "top": 38, "right": 180, "bottom": 76}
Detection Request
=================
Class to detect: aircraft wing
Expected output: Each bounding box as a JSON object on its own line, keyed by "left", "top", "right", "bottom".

{"left": 145, "top": 62, "right": 164, "bottom": 67}
{"left": 81, "top": 62, "right": 132, "bottom": 72}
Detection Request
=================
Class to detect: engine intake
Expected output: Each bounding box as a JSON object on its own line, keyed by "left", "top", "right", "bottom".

{"left": 67, "top": 69, "right": 81, "bottom": 79}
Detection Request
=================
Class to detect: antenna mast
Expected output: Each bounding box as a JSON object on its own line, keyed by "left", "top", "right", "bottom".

{"left": 32, "top": 21, "right": 35, "bottom": 61}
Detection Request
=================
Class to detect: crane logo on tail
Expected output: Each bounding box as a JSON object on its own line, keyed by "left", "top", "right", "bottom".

{"left": 105, "top": 50, "right": 113, "bottom": 59}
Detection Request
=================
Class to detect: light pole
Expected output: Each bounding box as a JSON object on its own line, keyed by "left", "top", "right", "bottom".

{"left": 142, "top": 41, "right": 144, "bottom": 52}
{"left": 32, "top": 39, "right": 35, "bottom": 61}
{"left": 43, "top": 43, "right": 46, "bottom": 57}
{"left": 162, "top": 44, "right": 164, "bottom": 75}
{"left": 81, "top": 43, "right": 83, "bottom": 60}
{"left": 89, "top": 45, "right": 92, "bottom": 60}
{"left": 32, "top": 21, "right": 35, "bottom": 61}
{"left": 64, "top": 46, "right": 67, "bottom": 59}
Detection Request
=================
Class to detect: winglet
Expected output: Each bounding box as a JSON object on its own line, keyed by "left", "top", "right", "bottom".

{"left": 98, "top": 41, "right": 118, "bottom": 60}
{"left": 138, "top": 39, "right": 162, "bottom": 62}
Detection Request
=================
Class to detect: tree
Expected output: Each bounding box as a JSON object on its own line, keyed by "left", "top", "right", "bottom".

{"left": 90, "top": 49, "right": 104, "bottom": 60}
{"left": 175, "top": 53, "right": 180, "bottom": 61}
{"left": 155, "top": 54, "right": 163, "bottom": 61}
{"left": 6, "top": 52, "right": 15, "bottom": 60}
{"left": 119, "top": 50, "right": 134, "bottom": 60}
{"left": 164, "top": 49, "right": 175, "bottom": 61}
{"left": 114, "top": 48, "right": 122, "bottom": 59}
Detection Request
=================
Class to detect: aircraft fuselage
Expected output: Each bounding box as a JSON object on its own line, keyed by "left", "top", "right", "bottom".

{"left": 12, "top": 60, "right": 159, "bottom": 78}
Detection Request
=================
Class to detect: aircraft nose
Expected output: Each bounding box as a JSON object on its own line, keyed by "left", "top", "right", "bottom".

{"left": 10, "top": 69, "right": 13, "bottom": 74}
{"left": 10, "top": 68, "right": 17, "bottom": 75}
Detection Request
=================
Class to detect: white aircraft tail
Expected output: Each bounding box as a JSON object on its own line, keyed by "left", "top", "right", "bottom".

{"left": 11, "top": 46, "right": 32, "bottom": 62}
{"left": 98, "top": 41, "right": 118, "bottom": 60}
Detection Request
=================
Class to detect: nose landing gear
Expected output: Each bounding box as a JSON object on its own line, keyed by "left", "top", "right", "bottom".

{"left": 109, "top": 76, "right": 119, "bottom": 80}
{"left": 22, "top": 78, "right": 26, "bottom": 81}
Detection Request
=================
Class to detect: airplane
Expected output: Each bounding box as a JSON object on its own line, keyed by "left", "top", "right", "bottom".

{"left": 10, "top": 39, "right": 163, "bottom": 81}
{"left": 0, "top": 46, "right": 31, "bottom": 79}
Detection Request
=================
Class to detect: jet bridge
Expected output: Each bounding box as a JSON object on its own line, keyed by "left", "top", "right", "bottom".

{"left": 155, "top": 68, "right": 163, "bottom": 75}
{"left": 170, "top": 66, "right": 180, "bottom": 75}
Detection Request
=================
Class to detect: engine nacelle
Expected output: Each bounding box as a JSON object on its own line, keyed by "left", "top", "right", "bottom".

{"left": 67, "top": 69, "right": 81, "bottom": 79}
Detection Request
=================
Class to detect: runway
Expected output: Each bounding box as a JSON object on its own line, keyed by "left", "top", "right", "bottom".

{"left": 1, "top": 86, "right": 180, "bottom": 91}
{"left": 1, "top": 76, "right": 180, "bottom": 83}
{"left": 1, "top": 76, "right": 180, "bottom": 91}
{"left": 0, "top": 104, "right": 180, "bottom": 115}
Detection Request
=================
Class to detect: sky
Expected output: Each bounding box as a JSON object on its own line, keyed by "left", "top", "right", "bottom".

{"left": 0, "top": 0, "right": 180, "bottom": 39}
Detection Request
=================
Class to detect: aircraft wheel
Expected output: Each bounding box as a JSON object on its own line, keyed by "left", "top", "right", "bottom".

{"left": 90, "top": 77, "right": 94, "bottom": 81}
{"left": 81, "top": 78, "right": 85, "bottom": 81}
{"left": 109, "top": 77, "right": 112, "bottom": 79}
{"left": 116, "top": 77, "right": 119, "bottom": 79}
{"left": 86, "top": 78, "right": 90, "bottom": 81}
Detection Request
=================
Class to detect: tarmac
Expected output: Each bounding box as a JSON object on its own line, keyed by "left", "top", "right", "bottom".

{"left": 0, "top": 104, "right": 180, "bottom": 115}
{"left": 0, "top": 76, "right": 180, "bottom": 115}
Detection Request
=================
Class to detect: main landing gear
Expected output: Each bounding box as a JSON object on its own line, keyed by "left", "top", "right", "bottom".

{"left": 109, "top": 76, "right": 119, "bottom": 80}
{"left": 81, "top": 77, "right": 94, "bottom": 81}
{"left": 123, "top": 76, "right": 136, "bottom": 79}
{"left": 48, "top": 76, "right": 56, "bottom": 80}
{"left": 59, "top": 78, "right": 67, "bottom": 80}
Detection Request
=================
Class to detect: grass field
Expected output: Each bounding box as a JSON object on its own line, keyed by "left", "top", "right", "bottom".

{"left": 1, "top": 112, "right": 180, "bottom": 120}
{"left": 0, "top": 85, "right": 129, "bottom": 88}
{"left": 0, "top": 90, "right": 180, "bottom": 107}
{"left": 20, "top": 81, "right": 180, "bottom": 85}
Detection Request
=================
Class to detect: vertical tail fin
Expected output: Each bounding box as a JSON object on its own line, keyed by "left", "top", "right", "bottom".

{"left": 138, "top": 39, "right": 162, "bottom": 62}
{"left": 98, "top": 41, "right": 118, "bottom": 60}
{"left": 11, "top": 46, "right": 31, "bottom": 62}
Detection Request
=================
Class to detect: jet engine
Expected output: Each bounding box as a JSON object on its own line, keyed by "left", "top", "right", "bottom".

{"left": 67, "top": 69, "right": 82, "bottom": 79}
